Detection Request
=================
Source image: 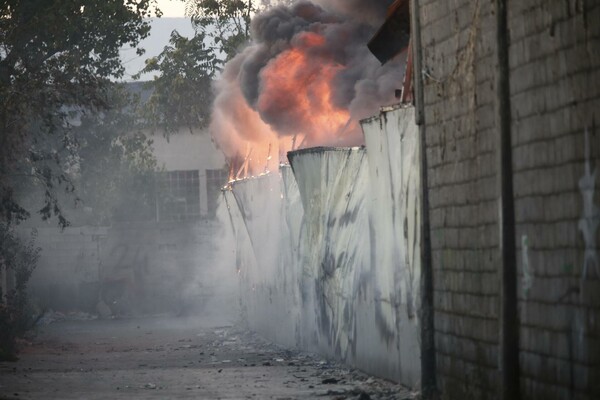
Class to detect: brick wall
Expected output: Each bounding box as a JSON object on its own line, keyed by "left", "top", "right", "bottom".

{"left": 418, "top": 0, "right": 600, "bottom": 399}
{"left": 509, "top": 1, "right": 600, "bottom": 398}
{"left": 419, "top": 0, "right": 501, "bottom": 398}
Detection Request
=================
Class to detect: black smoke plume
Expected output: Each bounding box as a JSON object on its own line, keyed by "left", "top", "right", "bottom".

{"left": 211, "top": 0, "right": 404, "bottom": 172}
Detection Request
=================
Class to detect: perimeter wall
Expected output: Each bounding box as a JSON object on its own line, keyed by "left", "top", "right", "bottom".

{"left": 219, "top": 106, "right": 422, "bottom": 386}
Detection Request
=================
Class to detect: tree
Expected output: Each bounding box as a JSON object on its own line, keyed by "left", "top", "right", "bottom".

{"left": 138, "top": 0, "right": 286, "bottom": 135}
{"left": 0, "top": 0, "right": 165, "bottom": 361}
{"left": 136, "top": 30, "right": 217, "bottom": 136}
{"left": 0, "top": 225, "right": 40, "bottom": 360}
{"left": 184, "top": 0, "right": 256, "bottom": 65}
{"left": 69, "top": 84, "right": 158, "bottom": 225}
{"left": 0, "top": 0, "right": 160, "bottom": 228}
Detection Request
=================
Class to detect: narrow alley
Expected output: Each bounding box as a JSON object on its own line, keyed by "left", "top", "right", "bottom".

{"left": 1, "top": 1, "right": 598, "bottom": 399}
{"left": 0, "top": 316, "right": 414, "bottom": 400}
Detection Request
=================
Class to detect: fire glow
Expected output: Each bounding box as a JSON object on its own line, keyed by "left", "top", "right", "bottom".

{"left": 211, "top": 0, "right": 403, "bottom": 180}
{"left": 257, "top": 32, "right": 355, "bottom": 147}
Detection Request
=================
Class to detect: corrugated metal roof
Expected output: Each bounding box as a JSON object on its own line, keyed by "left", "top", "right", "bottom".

{"left": 367, "top": 0, "right": 411, "bottom": 65}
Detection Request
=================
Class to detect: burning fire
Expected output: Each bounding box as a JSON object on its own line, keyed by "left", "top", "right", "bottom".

{"left": 257, "top": 32, "right": 355, "bottom": 147}
{"left": 210, "top": 1, "right": 403, "bottom": 181}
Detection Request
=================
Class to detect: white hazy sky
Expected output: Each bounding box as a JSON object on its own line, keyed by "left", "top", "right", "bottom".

{"left": 117, "top": 1, "right": 192, "bottom": 80}
{"left": 155, "top": 0, "right": 187, "bottom": 17}
{"left": 120, "top": 17, "right": 195, "bottom": 80}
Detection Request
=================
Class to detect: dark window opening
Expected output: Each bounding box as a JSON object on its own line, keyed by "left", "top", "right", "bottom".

{"left": 157, "top": 170, "right": 200, "bottom": 221}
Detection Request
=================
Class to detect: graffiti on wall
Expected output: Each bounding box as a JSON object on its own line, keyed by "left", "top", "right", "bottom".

{"left": 521, "top": 235, "right": 533, "bottom": 298}
{"left": 578, "top": 127, "right": 599, "bottom": 281}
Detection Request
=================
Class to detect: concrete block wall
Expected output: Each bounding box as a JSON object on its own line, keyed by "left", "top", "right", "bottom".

{"left": 508, "top": 1, "right": 600, "bottom": 398}
{"left": 418, "top": 0, "right": 600, "bottom": 398}
{"left": 418, "top": 0, "right": 501, "bottom": 398}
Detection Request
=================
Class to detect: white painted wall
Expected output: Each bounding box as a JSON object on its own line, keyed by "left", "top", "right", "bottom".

{"left": 218, "top": 106, "right": 421, "bottom": 386}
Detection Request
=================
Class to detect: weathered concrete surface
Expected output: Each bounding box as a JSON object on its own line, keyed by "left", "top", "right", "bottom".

{"left": 0, "top": 316, "right": 414, "bottom": 399}
{"left": 289, "top": 146, "right": 372, "bottom": 365}
{"left": 224, "top": 106, "right": 421, "bottom": 387}
{"left": 358, "top": 106, "right": 421, "bottom": 386}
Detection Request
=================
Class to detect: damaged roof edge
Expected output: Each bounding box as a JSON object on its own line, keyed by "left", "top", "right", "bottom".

{"left": 287, "top": 146, "right": 365, "bottom": 158}
{"left": 287, "top": 146, "right": 366, "bottom": 176}
{"left": 368, "top": 0, "right": 411, "bottom": 65}
{"left": 359, "top": 103, "right": 414, "bottom": 125}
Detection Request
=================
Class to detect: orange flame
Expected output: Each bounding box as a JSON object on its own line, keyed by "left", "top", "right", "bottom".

{"left": 257, "top": 32, "right": 355, "bottom": 147}
{"left": 214, "top": 31, "right": 362, "bottom": 182}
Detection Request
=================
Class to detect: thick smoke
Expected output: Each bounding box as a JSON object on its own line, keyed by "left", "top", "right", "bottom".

{"left": 313, "top": 0, "right": 394, "bottom": 27}
{"left": 211, "top": 0, "right": 403, "bottom": 173}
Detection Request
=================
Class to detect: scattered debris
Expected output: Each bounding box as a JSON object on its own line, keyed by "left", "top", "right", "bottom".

{"left": 357, "top": 391, "right": 371, "bottom": 400}
{"left": 96, "top": 301, "right": 112, "bottom": 318}
{"left": 4, "top": 318, "right": 417, "bottom": 399}
{"left": 36, "top": 310, "right": 98, "bottom": 326}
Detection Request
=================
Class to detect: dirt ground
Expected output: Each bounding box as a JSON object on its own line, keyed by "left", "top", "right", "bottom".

{"left": 0, "top": 314, "right": 416, "bottom": 399}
